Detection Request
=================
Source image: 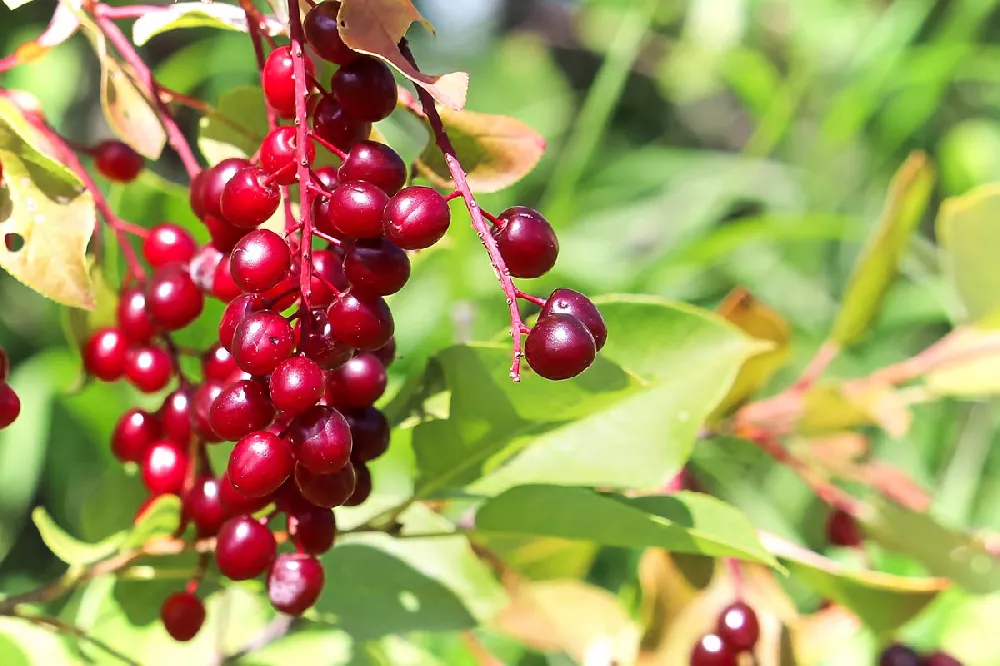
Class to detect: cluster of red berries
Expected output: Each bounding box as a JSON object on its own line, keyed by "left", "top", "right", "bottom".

{"left": 880, "top": 643, "right": 962, "bottom": 666}
{"left": 0, "top": 348, "right": 19, "bottom": 430}
{"left": 689, "top": 601, "right": 759, "bottom": 666}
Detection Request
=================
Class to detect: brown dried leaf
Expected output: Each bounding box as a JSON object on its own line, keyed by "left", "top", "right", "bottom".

{"left": 337, "top": 0, "right": 469, "bottom": 110}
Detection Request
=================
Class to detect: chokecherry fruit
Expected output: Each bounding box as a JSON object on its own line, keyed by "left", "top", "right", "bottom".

{"left": 260, "top": 125, "right": 315, "bottom": 185}
{"left": 298, "top": 309, "right": 354, "bottom": 370}
{"left": 303, "top": 1, "right": 356, "bottom": 65}
{"left": 372, "top": 337, "right": 396, "bottom": 367}
{"left": 228, "top": 431, "right": 294, "bottom": 498}
{"left": 308, "top": 248, "right": 349, "bottom": 307}
{"left": 715, "top": 602, "right": 759, "bottom": 653}
{"left": 209, "top": 379, "right": 276, "bottom": 442}
{"left": 0, "top": 348, "right": 8, "bottom": 382}
{"left": 346, "top": 407, "right": 390, "bottom": 463}
{"left": 331, "top": 55, "right": 398, "bottom": 122}
{"left": 141, "top": 440, "right": 188, "bottom": 495}
{"left": 230, "top": 229, "right": 292, "bottom": 293}
{"left": 0, "top": 382, "right": 20, "bottom": 430}
{"left": 262, "top": 45, "right": 315, "bottom": 118}
{"left": 112, "top": 409, "right": 161, "bottom": 463}
{"left": 294, "top": 461, "right": 356, "bottom": 508}
{"left": 191, "top": 158, "right": 250, "bottom": 221}
{"left": 212, "top": 254, "right": 242, "bottom": 302}
{"left": 827, "top": 509, "right": 863, "bottom": 548}
{"left": 158, "top": 388, "right": 194, "bottom": 446}
{"left": 125, "top": 346, "right": 174, "bottom": 393}
{"left": 922, "top": 652, "right": 963, "bottom": 666}
{"left": 269, "top": 356, "right": 325, "bottom": 415}
{"left": 191, "top": 380, "right": 225, "bottom": 443}
{"left": 145, "top": 265, "right": 205, "bottom": 331}
{"left": 344, "top": 463, "right": 372, "bottom": 506}
{"left": 329, "top": 180, "right": 389, "bottom": 238}
{"left": 525, "top": 313, "right": 596, "bottom": 381}
{"left": 144, "top": 223, "right": 197, "bottom": 267}
{"left": 221, "top": 166, "right": 280, "bottom": 228}
{"left": 83, "top": 328, "right": 129, "bottom": 381}
{"left": 689, "top": 633, "right": 737, "bottom": 666}
{"left": 231, "top": 311, "right": 296, "bottom": 376}
{"left": 312, "top": 95, "right": 371, "bottom": 153}
{"left": 288, "top": 405, "right": 353, "bottom": 474}
{"left": 540, "top": 288, "right": 607, "bottom": 351}
{"left": 117, "top": 285, "right": 158, "bottom": 344}
{"left": 492, "top": 206, "right": 559, "bottom": 278}
{"left": 339, "top": 141, "right": 407, "bottom": 196}
{"left": 328, "top": 293, "right": 394, "bottom": 351}
{"left": 289, "top": 504, "right": 336, "bottom": 554}
{"left": 324, "top": 353, "right": 386, "bottom": 409}
{"left": 382, "top": 186, "right": 451, "bottom": 250}
{"left": 202, "top": 344, "right": 238, "bottom": 382}
{"left": 93, "top": 140, "right": 144, "bottom": 182}
{"left": 344, "top": 237, "right": 410, "bottom": 296}
{"left": 219, "top": 293, "right": 263, "bottom": 350}
{"left": 879, "top": 644, "right": 921, "bottom": 666}
{"left": 218, "top": 474, "right": 273, "bottom": 517}
{"left": 215, "top": 515, "right": 277, "bottom": 580}
{"left": 184, "top": 476, "right": 225, "bottom": 537}
{"left": 160, "top": 592, "right": 205, "bottom": 642}
{"left": 267, "top": 552, "right": 325, "bottom": 615}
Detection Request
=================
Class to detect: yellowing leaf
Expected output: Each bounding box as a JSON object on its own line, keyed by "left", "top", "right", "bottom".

{"left": 414, "top": 107, "right": 546, "bottom": 193}
{"left": 800, "top": 382, "right": 911, "bottom": 438}
{"left": 793, "top": 606, "right": 863, "bottom": 666}
{"left": 713, "top": 288, "right": 789, "bottom": 417}
{"left": 923, "top": 324, "right": 1000, "bottom": 396}
{"left": 0, "top": 97, "right": 96, "bottom": 310}
{"left": 338, "top": 0, "right": 469, "bottom": 110}
{"left": 832, "top": 152, "right": 935, "bottom": 345}
{"left": 938, "top": 184, "right": 1000, "bottom": 321}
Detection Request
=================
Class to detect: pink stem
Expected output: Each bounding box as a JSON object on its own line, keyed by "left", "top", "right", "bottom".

{"left": 514, "top": 288, "right": 546, "bottom": 307}
{"left": 308, "top": 131, "right": 347, "bottom": 161}
{"left": 288, "top": 0, "right": 315, "bottom": 307}
{"left": 399, "top": 41, "right": 527, "bottom": 381}
{"left": 97, "top": 5, "right": 164, "bottom": 20}
{"left": 726, "top": 558, "right": 745, "bottom": 600}
{"left": 91, "top": 9, "right": 200, "bottom": 179}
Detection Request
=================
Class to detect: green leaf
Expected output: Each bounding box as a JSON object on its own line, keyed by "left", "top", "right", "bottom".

{"left": 475, "top": 486, "right": 777, "bottom": 566}
{"left": 60, "top": 263, "right": 118, "bottom": 391}
{"left": 414, "top": 108, "right": 546, "bottom": 193}
{"left": 923, "top": 324, "right": 1000, "bottom": 396}
{"left": 760, "top": 532, "right": 946, "bottom": 635}
{"left": 31, "top": 507, "right": 123, "bottom": 566}
{"left": 860, "top": 498, "right": 1000, "bottom": 594}
{"left": 0, "top": 96, "right": 96, "bottom": 310}
{"left": 120, "top": 494, "right": 181, "bottom": 551}
{"left": 132, "top": 3, "right": 280, "bottom": 46}
{"left": 831, "top": 151, "right": 935, "bottom": 344}
{"left": 239, "top": 625, "right": 353, "bottom": 666}
{"left": 0, "top": 617, "right": 72, "bottom": 665}
{"left": 316, "top": 505, "right": 506, "bottom": 639}
{"left": 938, "top": 183, "right": 1000, "bottom": 321}
{"left": 197, "top": 86, "right": 269, "bottom": 164}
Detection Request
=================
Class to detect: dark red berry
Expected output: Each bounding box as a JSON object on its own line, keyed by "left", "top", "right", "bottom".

{"left": 83, "top": 328, "right": 128, "bottom": 381}
{"left": 304, "top": 1, "right": 357, "bottom": 65}
{"left": 0, "top": 383, "right": 18, "bottom": 430}
{"left": 190, "top": 246, "right": 224, "bottom": 297}
{"left": 146, "top": 265, "right": 205, "bottom": 331}
{"left": 690, "top": 634, "right": 737, "bottom": 666}
{"left": 331, "top": 55, "right": 397, "bottom": 122}
{"left": 203, "top": 215, "right": 249, "bottom": 253}
{"left": 827, "top": 509, "right": 863, "bottom": 548}
{"left": 112, "top": 409, "right": 161, "bottom": 463}
{"left": 262, "top": 45, "right": 315, "bottom": 118}
{"left": 525, "top": 314, "right": 596, "bottom": 381}
{"left": 289, "top": 505, "right": 336, "bottom": 554}
{"left": 540, "top": 288, "right": 607, "bottom": 351}
{"left": 202, "top": 344, "right": 238, "bottom": 382}
{"left": 382, "top": 186, "right": 450, "bottom": 250}
{"left": 492, "top": 206, "right": 559, "bottom": 278}
{"left": 344, "top": 237, "right": 410, "bottom": 296}
{"left": 308, "top": 248, "right": 349, "bottom": 307}
{"left": 879, "top": 644, "right": 921, "bottom": 666}
{"left": 143, "top": 223, "right": 197, "bottom": 267}
{"left": 209, "top": 379, "right": 276, "bottom": 442}
{"left": 230, "top": 229, "right": 292, "bottom": 293}
{"left": 328, "top": 293, "right": 394, "bottom": 351}
{"left": 221, "top": 166, "right": 280, "bottom": 229}
{"left": 160, "top": 592, "right": 205, "bottom": 642}
{"left": 294, "top": 461, "right": 356, "bottom": 508}
{"left": 922, "top": 652, "right": 962, "bottom": 666}
{"left": 289, "top": 405, "right": 352, "bottom": 474}
{"left": 267, "top": 552, "right": 325, "bottom": 615}
{"left": 191, "top": 380, "right": 225, "bottom": 442}
{"left": 298, "top": 309, "right": 354, "bottom": 370}
{"left": 158, "top": 388, "right": 193, "bottom": 446}
{"left": 372, "top": 337, "right": 396, "bottom": 367}
{"left": 93, "top": 140, "right": 143, "bottom": 182}
{"left": 260, "top": 126, "right": 315, "bottom": 185}
{"left": 313, "top": 165, "right": 340, "bottom": 190}
{"left": 184, "top": 476, "right": 225, "bottom": 537}
{"left": 212, "top": 254, "right": 242, "bottom": 302}
{"left": 192, "top": 158, "right": 250, "bottom": 221}
{"left": 261, "top": 268, "right": 300, "bottom": 311}
{"left": 231, "top": 311, "right": 296, "bottom": 376}
{"left": 215, "top": 515, "right": 277, "bottom": 580}
{"left": 219, "top": 293, "right": 263, "bottom": 350}
{"left": 125, "top": 346, "right": 174, "bottom": 393}
{"left": 325, "top": 353, "right": 386, "bottom": 409}
{"left": 141, "top": 440, "right": 188, "bottom": 495}
{"left": 344, "top": 463, "right": 371, "bottom": 506}
{"left": 228, "top": 431, "right": 294, "bottom": 498}
{"left": 269, "top": 356, "right": 324, "bottom": 415}
{"left": 312, "top": 95, "right": 371, "bottom": 154}
{"left": 716, "top": 602, "right": 759, "bottom": 653}
{"left": 0, "top": 348, "right": 8, "bottom": 382}
{"left": 219, "top": 474, "right": 273, "bottom": 517}
{"left": 339, "top": 140, "right": 406, "bottom": 196}
{"left": 329, "top": 181, "right": 389, "bottom": 239}
{"left": 346, "top": 407, "right": 389, "bottom": 463}
{"left": 117, "top": 286, "right": 157, "bottom": 344}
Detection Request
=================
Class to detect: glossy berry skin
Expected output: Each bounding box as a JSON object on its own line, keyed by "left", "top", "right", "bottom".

{"left": 328, "top": 293, "right": 394, "bottom": 351}
{"left": 141, "top": 440, "right": 188, "bottom": 495}
{"left": 269, "top": 356, "right": 324, "bottom": 415}
{"left": 191, "top": 380, "right": 225, "bottom": 443}
{"left": 112, "top": 409, "right": 161, "bottom": 463}
{"left": 339, "top": 141, "right": 406, "bottom": 196}
{"left": 382, "top": 186, "right": 451, "bottom": 250}
{"left": 922, "top": 652, "right": 962, "bottom": 666}
{"left": 117, "top": 286, "right": 157, "bottom": 344}
{"left": 184, "top": 476, "right": 225, "bottom": 537}
{"left": 221, "top": 166, "right": 280, "bottom": 229}
{"left": 0, "top": 383, "right": 20, "bottom": 430}
{"left": 158, "top": 388, "right": 193, "bottom": 446}
{"left": 294, "top": 461, "right": 356, "bottom": 508}
{"left": 331, "top": 55, "right": 397, "bottom": 122}
{"left": 289, "top": 405, "right": 353, "bottom": 474}
{"left": 262, "top": 45, "right": 315, "bottom": 118}
{"left": 493, "top": 206, "right": 559, "bottom": 278}
{"left": 308, "top": 249, "right": 350, "bottom": 308}
{"left": 232, "top": 311, "right": 296, "bottom": 376}
{"left": 219, "top": 293, "right": 262, "bottom": 350}
{"left": 347, "top": 407, "right": 390, "bottom": 463}
{"left": 260, "top": 126, "right": 315, "bottom": 185}
{"left": 219, "top": 474, "right": 273, "bottom": 517}
{"left": 203, "top": 215, "right": 249, "bottom": 253}
{"left": 690, "top": 634, "right": 737, "bottom": 666}
{"left": 298, "top": 309, "right": 354, "bottom": 370}
{"left": 202, "top": 344, "right": 238, "bottom": 382}
{"left": 329, "top": 181, "right": 389, "bottom": 239}
{"left": 83, "top": 328, "right": 128, "bottom": 381}
{"left": 525, "top": 314, "right": 596, "bottom": 381}
{"left": 879, "top": 644, "right": 921, "bottom": 666}
{"left": 312, "top": 95, "right": 371, "bottom": 153}
{"left": 290, "top": 505, "right": 336, "bottom": 554}
{"left": 193, "top": 158, "right": 251, "bottom": 221}
{"left": 212, "top": 254, "right": 242, "bottom": 302}
{"left": 146, "top": 266, "right": 205, "bottom": 331}
{"left": 344, "top": 237, "right": 410, "bottom": 296}
{"left": 325, "top": 353, "right": 386, "bottom": 409}
{"left": 344, "top": 463, "right": 372, "bottom": 506}
{"left": 827, "top": 509, "right": 863, "bottom": 548}
{"left": 716, "top": 602, "right": 759, "bottom": 653}
{"left": 268, "top": 552, "right": 325, "bottom": 615}
{"left": 540, "top": 288, "right": 607, "bottom": 351}
{"left": 143, "top": 223, "right": 197, "bottom": 267}
{"left": 125, "top": 346, "right": 174, "bottom": 393}
{"left": 160, "top": 592, "right": 205, "bottom": 642}
{"left": 372, "top": 337, "right": 396, "bottom": 367}
{"left": 230, "top": 229, "right": 292, "bottom": 293}
{"left": 304, "top": 1, "right": 356, "bottom": 64}
{"left": 93, "top": 140, "right": 144, "bottom": 182}
{"left": 215, "top": 515, "right": 277, "bottom": 580}
{"left": 209, "top": 379, "right": 276, "bottom": 442}
{"left": 228, "top": 431, "right": 294, "bottom": 498}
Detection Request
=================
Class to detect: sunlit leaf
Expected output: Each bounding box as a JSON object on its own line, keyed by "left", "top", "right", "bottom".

{"left": 0, "top": 617, "right": 72, "bottom": 665}
{"left": 31, "top": 506, "right": 123, "bottom": 566}
{"left": 197, "top": 86, "right": 269, "bottom": 165}
{"left": 938, "top": 183, "right": 1000, "bottom": 321}
{"left": 133, "top": 3, "right": 283, "bottom": 46}
{"left": 799, "top": 382, "right": 911, "bottom": 438}
{"left": 923, "top": 324, "right": 1000, "bottom": 396}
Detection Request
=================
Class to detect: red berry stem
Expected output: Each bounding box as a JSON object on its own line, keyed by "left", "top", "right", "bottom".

{"left": 183, "top": 553, "right": 210, "bottom": 594}
{"left": 91, "top": 8, "right": 200, "bottom": 179}
{"left": 288, "top": 0, "right": 317, "bottom": 308}
{"left": 307, "top": 131, "right": 348, "bottom": 161}
{"left": 116, "top": 219, "right": 151, "bottom": 239}
{"left": 399, "top": 40, "right": 529, "bottom": 381}
{"left": 514, "top": 288, "right": 546, "bottom": 307}
{"left": 94, "top": 4, "right": 162, "bottom": 20}
{"left": 444, "top": 190, "right": 462, "bottom": 202}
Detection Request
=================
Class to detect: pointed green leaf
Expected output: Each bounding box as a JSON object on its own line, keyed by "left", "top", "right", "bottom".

{"left": 938, "top": 183, "right": 1000, "bottom": 321}
{"left": 32, "top": 507, "right": 123, "bottom": 566}
{"left": 133, "top": 3, "right": 282, "bottom": 46}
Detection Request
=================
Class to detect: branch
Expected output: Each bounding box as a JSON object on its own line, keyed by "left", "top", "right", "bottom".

{"left": 8, "top": 612, "right": 141, "bottom": 666}
{"left": 288, "top": 0, "right": 316, "bottom": 306}
{"left": 399, "top": 41, "right": 528, "bottom": 381}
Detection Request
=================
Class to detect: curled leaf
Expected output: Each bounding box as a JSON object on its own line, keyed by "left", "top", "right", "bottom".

{"left": 132, "top": 3, "right": 284, "bottom": 45}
